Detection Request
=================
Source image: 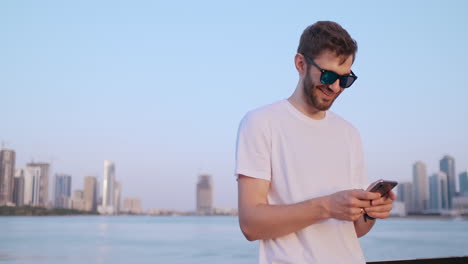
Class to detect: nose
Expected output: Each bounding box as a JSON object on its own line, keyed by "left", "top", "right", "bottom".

{"left": 328, "top": 79, "right": 342, "bottom": 93}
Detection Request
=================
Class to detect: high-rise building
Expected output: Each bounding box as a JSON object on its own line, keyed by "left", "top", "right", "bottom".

{"left": 70, "top": 190, "right": 85, "bottom": 211}
{"left": 196, "top": 174, "right": 213, "bottom": 215}
{"left": 13, "top": 168, "right": 25, "bottom": 206}
{"left": 429, "top": 172, "right": 448, "bottom": 211}
{"left": 0, "top": 149, "right": 16, "bottom": 205}
{"left": 440, "top": 155, "right": 456, "bottom": 209}
{"left": 26, "top": 162, "right": 50, "bottom": 207}
{"left": 54, "top": 174, "right": 72, "bottom": 209}
{"left": 123, "top": 197, "right": 142, "bottom": 214}
{"left": 397, "top": 182, "right": 414, "bottom": 214}
{"left": 23, "top": 166, "right": 41, "bottom": 206}
{"left": 412, "top": 161, "right": 428, "bottom": 212}
{"left": 99, "top": 160, "right": 115, "bottom": 214}
{"left": 459, "top": 171, "right": 468, "bottom": 196}
{"left": 83, "top": 176, "right": 98, "bottom": 212}
{"left": 114, "top": 181, "right": 121, "bottom": 214}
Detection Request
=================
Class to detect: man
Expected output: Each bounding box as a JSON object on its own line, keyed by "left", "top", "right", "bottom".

{"left": 235, "top": 21, "right": 396, "bottom": 263}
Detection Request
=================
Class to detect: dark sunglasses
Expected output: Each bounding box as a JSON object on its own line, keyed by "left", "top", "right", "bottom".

{"left": 303, "top": 55, "right": 358, "bottom": 88}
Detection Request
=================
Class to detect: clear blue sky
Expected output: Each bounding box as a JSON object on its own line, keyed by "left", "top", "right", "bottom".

{"left": 2, "top": 0, "right": 467, "bottom": 210}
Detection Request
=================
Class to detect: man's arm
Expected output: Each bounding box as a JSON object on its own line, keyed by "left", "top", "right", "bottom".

{"left": 238, "top": 175, "right": 381, "bottom": 241}
{"left": 353, "top": 190, "right": 396, "bottom": 238}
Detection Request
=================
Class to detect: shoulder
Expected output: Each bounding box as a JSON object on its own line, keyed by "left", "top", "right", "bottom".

{"left": 327, "top": 111, "right": 361, "bottom": 139}
{"left": 240, "top": 100, "right": 286, "bottom": 126}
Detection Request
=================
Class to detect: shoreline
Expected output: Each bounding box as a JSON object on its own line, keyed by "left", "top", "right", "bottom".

{"left": 1, "top": 214, "right": 467, "bottom": 220}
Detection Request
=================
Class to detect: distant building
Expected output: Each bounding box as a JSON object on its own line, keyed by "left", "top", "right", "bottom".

{"left": 196, "top": 174, "right": 213, "bottom": 215}
{"left": 13, "top": 168, "right": 25, "bottom": 206}
{"left": 23, "top": 166, "right": 41, "bottom": 206}
{"left": 429, "top": 172, "right": 448, "bottom": 212}
{"left": 99, "top": 161, "right": 116, "bottom": 214}
{"left": 26, "top": 162, "right": 50, "bottom": 207}
{"left": 459, "top": 171, "right": 468, "bottom": 196}
{"left": 212, "top": 207, "right": 238, "bottom": 216}
{"left": 54, "top": 174, "right": 72, "bottom": 209}
{"left": 440, "top": 155, "right": 456, "bottom": 209}
{"left": 390, "top": 201, "right": 406, "bottom": 217}
{"left": 114, "top": 181, "right": 121, "bottom": 214}
{"left": 70, "top": 190, "right": 85, "bottom": 211}
{"left": 397, "top": 182, "right": 413, "bottom": 214}
{"left": 123, "top": 197, "right": 142, "bottom": 214}
{"left": 83, "top": 176, "right": 98, "bottom": 212}
{"left": 412, "top": 161, "right": 428, "bottom": 212}
{"left": 0, "top": 149, "right": 16, "bottom": 206}
{"left": 453, "top": 196, "right": 468, "bottom": 214}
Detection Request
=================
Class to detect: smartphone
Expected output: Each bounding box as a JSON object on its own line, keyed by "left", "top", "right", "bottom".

{"left": 366, "top": 179, "right": 398, "bottom": 197}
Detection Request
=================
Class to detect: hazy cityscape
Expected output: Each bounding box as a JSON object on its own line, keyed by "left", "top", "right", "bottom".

{"left": 393, "top": 155, "right": 468, "bottom": 217}
{"left": 0, "top": 146, "right": 466, "bottom": 217}
{"left": 0, "top": 146, "right": 238, "bottom": 216}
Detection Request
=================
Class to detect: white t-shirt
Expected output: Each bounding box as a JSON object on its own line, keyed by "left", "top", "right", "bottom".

{"left": 235, "top": 99, "right": 369, "bottom": 264}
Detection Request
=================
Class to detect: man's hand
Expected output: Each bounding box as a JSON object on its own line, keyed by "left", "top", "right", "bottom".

{"left": 364, "top": 190, "right": 396, "bottom": 219}
{"left": 327, "top": 190, "right": 381, "bottom": 221}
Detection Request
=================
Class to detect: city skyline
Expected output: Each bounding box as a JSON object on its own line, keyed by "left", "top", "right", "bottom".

{"left": 396, "top": 156, "right": 468, "bottom": 215}
{"left": 1, "top": 1, "right": 467, "bottom": 210}
{"left": 4, "top": 144, "right": 468, "bottom": 213}
{"left": 2, "top": 152, "right": 148, "bottom": 214}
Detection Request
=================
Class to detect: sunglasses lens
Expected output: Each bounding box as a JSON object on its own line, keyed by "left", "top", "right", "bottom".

{"left": 340, "top": 76, "right": 356, "bottom": 88}
{"left": 320, "top": 71, "right": 339, "bottom": 85}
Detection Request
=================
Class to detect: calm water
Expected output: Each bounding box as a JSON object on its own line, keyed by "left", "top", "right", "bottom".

{"left": 0, "top": 216, "right": 467, "bottom": 263}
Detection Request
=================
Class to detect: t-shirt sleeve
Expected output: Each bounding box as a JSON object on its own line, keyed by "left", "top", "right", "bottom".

{"left": 234, "top": 111, "right": 272, "bottom": 181}
{"left": 350, "top": 127, "right": 369, "bottom": 190}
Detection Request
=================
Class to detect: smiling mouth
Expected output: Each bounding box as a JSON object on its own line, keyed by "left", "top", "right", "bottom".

{"left": 317, "top": 86, "right": 334, "bottom": 99}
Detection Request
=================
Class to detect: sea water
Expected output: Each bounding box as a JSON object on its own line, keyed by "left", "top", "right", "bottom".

{"left": 0, "top": 216, "right": 467, "bottom": 263}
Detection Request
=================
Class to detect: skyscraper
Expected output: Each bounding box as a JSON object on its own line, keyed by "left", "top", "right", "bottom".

{"left": 13, "top": 168, "right": 25, "bottom": 206}
{"left": 26, "top": 162, "right": 50, "bottom": 207}
{"left": 459, "top": 171, "right": 468, "bottom": 196}
{"left": 429, "top": 172, "right": 448, "bottom": 211}
{"left": 23, "top": 166, "right": 41, "bottom": 206}
{"left": 397, "top": 182, "right": 414, "bottom": 214}
{"left": 413, "top": 161, "right": 428, "bottom": 212}
{"left": 440, "top": 155, "right": 456, "bottom": 209}
{"left": 196, "top": 174, "right": 213, "bottom": 215}
{"left": 0, "top": 149, "right": 16, "bottom": 206}
{"left": 83, "top": 176, "right": 98, "bottom": 212}
{"left": 100, "top": 160, "right": 115, "bottom": 214}
{"left": 114, "top": 180, "right": 121, "bottom": 214}
{"left": 54, "top": 174, "right": 72, "bottom": 209}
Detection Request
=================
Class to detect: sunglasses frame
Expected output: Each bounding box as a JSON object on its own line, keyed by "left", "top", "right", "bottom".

{"left": 303, "top": 55, "right": 358, "bottom": 88}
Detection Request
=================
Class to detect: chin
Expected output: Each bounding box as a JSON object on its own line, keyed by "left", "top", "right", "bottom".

{"left": 307, "top": 95, "right": 335, "bottom": 111}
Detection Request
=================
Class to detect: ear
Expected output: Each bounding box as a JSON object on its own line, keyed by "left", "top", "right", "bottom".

{"left": 294, "top": 53, "right": 307, "bottom": 76}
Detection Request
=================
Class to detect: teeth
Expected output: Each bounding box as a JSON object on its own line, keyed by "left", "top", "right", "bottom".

{"left": 320, "top": 87, "right": 332, "bottom": 96}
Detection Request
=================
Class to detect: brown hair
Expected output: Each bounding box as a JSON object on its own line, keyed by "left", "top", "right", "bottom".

{"left": 297, "top": 21, "right": 357, "bottom": 63}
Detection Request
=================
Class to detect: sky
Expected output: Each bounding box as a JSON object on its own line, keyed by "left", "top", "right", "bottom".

{"left": 1, "top": 0, "right": 467, "bottom": 211}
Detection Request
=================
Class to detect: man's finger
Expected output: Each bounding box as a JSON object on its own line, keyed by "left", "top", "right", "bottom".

{"left": 353, "top": 189, "right": 381, "bottom": 200}
{"left": 367, "top": 211, "right": 390, "bottom": 219}
{"left": 365, "top": 204, "right": 392, "bottom": 213}
{"left": 388, "top": 190, "right": 397, "bottom": 201}
{"left": 371, "top": 197, "right": 393, "bottom": 206}
{"left": 352, "top": 198, "right": 378, "bottom": 208}
{"left": 351, "top": 207, "right": 364, "bottom": 216}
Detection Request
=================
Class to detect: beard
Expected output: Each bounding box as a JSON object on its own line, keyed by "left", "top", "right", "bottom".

{"left": 302, "top": 70, "right": 342, "bottom": 111}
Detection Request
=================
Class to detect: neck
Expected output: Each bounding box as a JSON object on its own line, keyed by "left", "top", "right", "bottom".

{"left": 287, "top": 82, "right": 326, "bottom": 120}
